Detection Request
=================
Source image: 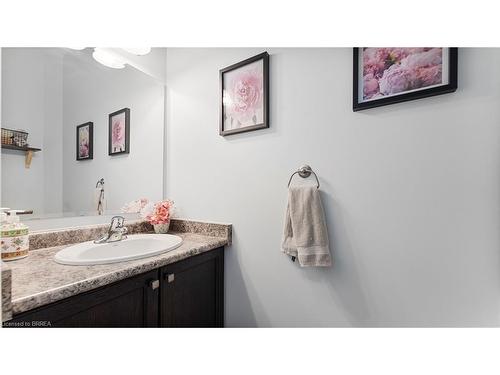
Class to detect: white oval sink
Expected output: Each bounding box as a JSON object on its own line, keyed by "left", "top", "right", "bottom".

{"left": 54, "top": 234, "right": 183, "bottom": 265}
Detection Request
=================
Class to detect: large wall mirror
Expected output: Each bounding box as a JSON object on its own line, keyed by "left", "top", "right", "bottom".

{"left": 1, "top": 48, "right": 166, "bottom": 228}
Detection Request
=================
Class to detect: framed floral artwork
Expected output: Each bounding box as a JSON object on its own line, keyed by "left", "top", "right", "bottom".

{"left": 109, "top": 108, "right": 130, "bottom": 155}
{"left": 353, "top": 48, "right": 458, "bottom": 111}
{"left": 76, "top": 122, "right": 93, "bottom": 161}
{"left": 219, "top": 52, "right": 269, "bottom": 136}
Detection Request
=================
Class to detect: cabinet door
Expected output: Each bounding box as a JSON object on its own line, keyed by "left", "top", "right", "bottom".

{"left": 8, "top": 269, "right": 160, "bottom": 328}
{"left": 160, "top": 248, "right": 224, "bottom": 327}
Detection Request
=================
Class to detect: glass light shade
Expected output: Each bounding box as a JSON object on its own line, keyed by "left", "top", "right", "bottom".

{"left": 123, "top": 48, "right": 151, "bottom": 56}
{"left": 92, "top": 48, "right": 126, "bottom": 69}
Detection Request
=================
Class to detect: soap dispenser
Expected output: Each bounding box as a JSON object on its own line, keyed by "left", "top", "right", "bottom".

{"left": 1, "top": 209, "right": 29, "bottom": 261}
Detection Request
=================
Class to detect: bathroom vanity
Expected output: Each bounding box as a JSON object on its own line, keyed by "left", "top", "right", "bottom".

{"left": 7, "top": 248, "right": 223, "bottom": 327}
{"left": 2, "top": 219, "right": 231, "bottom": 328}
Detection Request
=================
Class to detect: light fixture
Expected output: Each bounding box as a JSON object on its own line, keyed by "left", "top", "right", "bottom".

{"left": 123, "top": 48, "right": 151, "bottom": 56}
{"left": 66, "top": 47, "right": 87, "bottom": 50}
{"left": 92, "top": 48, "right": 126, "bottom": 69}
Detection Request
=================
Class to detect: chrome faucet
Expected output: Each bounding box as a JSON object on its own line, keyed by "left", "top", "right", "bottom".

{"left": 94, "top": 216, "right": 128, "bottom": 244}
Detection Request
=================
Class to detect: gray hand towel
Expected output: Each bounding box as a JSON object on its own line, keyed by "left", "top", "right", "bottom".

{"left": 282, "top": 185, "right": 332, "bottom": 267}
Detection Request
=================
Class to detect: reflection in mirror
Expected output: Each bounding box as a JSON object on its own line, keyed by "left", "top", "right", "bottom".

{"left": 1, "top": 48, "right": 166, "bottom": 225}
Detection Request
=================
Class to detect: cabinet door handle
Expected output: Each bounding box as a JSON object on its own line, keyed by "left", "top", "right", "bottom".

{"left": 166, "top": 273, "right": 175, "bottom": 283}
{"left": 150, "top": 279, "right": 160, "bottom": 290}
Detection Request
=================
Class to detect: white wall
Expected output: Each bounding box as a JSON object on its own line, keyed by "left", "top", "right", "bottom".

{"left": 62, "top": 52, "right": 165, "bottom": 214}
{"left": 1, "top": 48, "right": 63, "bottom": 214}
{"left": 166, "top": 48, "right": 500, "bottom": 327}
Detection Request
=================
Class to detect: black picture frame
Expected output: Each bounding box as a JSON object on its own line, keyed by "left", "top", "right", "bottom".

{"left": 108, "top": 108, "right": 130, "bottom": 155}
{"left": 353, "top": 48, "right": 458, "bottom": 111}
{"left": 76, "top": 122, "right": 93, "bottom": 161}
{"left": 219, "top": 52, "right": 269, "bottom": 136}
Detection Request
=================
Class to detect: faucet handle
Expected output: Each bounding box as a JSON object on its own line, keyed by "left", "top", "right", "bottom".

{"left": 110, "top": 215, "right": 125, "bottom": 230}
{"left": 94, "top": 216, "right": 127, "bottom": 244}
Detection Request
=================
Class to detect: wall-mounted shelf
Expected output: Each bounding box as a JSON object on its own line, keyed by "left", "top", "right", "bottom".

{"left": 1, "top": 144, "right": 42, "bottom": 168}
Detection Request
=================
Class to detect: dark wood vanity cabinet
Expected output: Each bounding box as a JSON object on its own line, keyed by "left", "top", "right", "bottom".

{"left": 6, "top": 247, "right": 224, "bottom": 328}
{"left": 160, "top": 247, "right": 224, "bottom": 327}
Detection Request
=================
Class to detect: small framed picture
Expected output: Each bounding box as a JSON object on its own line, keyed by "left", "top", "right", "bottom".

{"left": 76, "top": 122, "right": 93, "bottom": 161}
{"left": 109, "top": 108, "right": 130, "bottom": 155}
{"left": 220, "top": 52, "right": 269, "bottom": 136}
{"left": 353, "top": 48, "right": 458, "bottom": 111}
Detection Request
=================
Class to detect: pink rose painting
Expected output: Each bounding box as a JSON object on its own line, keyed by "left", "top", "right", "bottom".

{"left": 354, "top": 48, "right": 457, "bottom": 111}
{"left": 224, "top": 61, "right": 263, "bottom": 128}
{"left": 109, "top": 108, "right": 130, "bottom": 155}
{"left": 220, "top": 52, "right": 269, "bottom": 136}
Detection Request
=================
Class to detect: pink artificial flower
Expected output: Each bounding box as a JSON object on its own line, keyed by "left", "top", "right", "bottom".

{"left": 147, "top": 200, "right": 174, "bottom": 225}
{"left": 228, "top": 70, "right": 262, "bottom": 123}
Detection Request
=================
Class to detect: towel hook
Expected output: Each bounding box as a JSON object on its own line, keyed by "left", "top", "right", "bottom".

{"left": 287, "top": 165, "right": 320, "bottom": 188}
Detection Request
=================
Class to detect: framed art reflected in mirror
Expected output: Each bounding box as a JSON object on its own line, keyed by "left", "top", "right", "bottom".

{"left": 76, "top": 122, "right": 93, "bottom": 161}
{"left": 109, "top": 108, "right": 130, "bottom": 155}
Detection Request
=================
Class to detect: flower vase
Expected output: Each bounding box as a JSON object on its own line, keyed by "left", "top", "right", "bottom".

{"left": 153, "top": 222, "right": 170, "bottom": 234}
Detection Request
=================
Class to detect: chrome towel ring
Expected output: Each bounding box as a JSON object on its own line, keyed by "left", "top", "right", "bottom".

{"left": 287, "top": 164, "right": 320, "bottom": 188}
